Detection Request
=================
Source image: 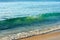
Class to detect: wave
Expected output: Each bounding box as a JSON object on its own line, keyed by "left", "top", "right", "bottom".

{"left": 0, "top": 24, "right": 60, "bottom": 40}
{"left": 0, "top": 12, "right": 60, "bottom": 40}
{"left": 0, "top": 12, "right": 60, "bottom": 30}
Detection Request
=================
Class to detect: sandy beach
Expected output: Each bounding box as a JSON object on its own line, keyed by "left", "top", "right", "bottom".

{"left": 18, "top": 30, "right": 60, "bottom": 40}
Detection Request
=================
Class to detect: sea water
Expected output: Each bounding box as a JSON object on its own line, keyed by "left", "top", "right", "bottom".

{"left": 0, "top": 2, "right": 60, "bottom": 40}
{"left": 0, "top": 2, "right": 60, "bottom": 20}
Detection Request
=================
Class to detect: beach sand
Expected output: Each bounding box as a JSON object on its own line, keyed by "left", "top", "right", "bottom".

{"left": 18, "top": 31, "right": 60, "bottom": 40}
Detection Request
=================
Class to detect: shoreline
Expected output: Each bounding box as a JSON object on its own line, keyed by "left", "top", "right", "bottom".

{"left": 0, "top": 26, "right": 60, "bottom": 40}
{"left": 19, "top": 30, "right": 60, "bottom": 40}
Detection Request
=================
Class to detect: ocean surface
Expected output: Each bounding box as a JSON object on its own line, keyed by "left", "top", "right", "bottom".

{"left": 0, "top": 2, "right": 60, "bottom": 20}
{"left": 0, "top": 2, "right": 60, "bottom": 40}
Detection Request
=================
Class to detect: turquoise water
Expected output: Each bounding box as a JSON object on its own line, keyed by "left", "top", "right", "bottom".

{"left": 0, "top": 2, "right": 60, "bottom": 39}
{"left": 0, "top": 2, "right": 60, "bottom": 20}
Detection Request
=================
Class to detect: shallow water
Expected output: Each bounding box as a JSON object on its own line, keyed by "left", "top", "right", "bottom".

{"left": 0, "top": 18, "right": 60, "bottom": 37}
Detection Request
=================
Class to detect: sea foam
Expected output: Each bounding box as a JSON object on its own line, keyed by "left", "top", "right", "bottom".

{"left": 0, "top": 24, "right": 60, "bottom": 40}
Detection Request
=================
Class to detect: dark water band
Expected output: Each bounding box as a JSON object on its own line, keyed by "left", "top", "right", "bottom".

{"left": 0, "top": 12, "right": 60, "bottom": 30}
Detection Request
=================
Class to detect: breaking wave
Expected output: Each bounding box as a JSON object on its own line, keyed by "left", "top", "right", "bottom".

{"left": 0, "top": 12, "right": 60, "bottom": 40}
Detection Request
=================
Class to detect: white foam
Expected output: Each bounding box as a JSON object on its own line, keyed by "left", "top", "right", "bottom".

{"left": 0, "top": 26, "right": 60, "bottom": 40}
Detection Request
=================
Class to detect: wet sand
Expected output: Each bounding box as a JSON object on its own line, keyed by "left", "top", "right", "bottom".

{"left": 18, "top": 30, "right": 60, "bottom": 40}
